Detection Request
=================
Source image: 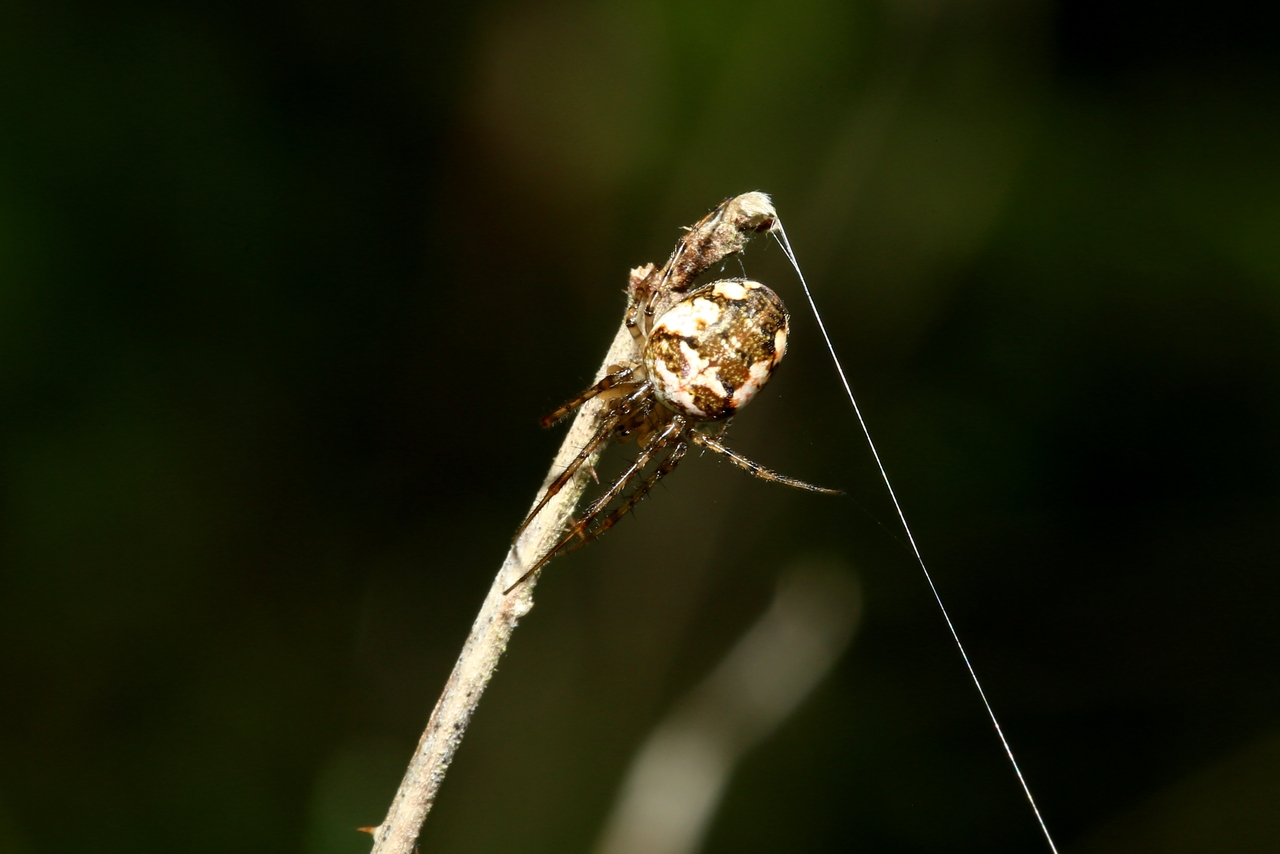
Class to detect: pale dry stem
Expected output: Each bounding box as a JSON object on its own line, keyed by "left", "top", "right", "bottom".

{"left": 368, "top": 193, "right": 780, "bottom": 854}
{"left": 367, "top": 322, "right": 638, "bottom": 854}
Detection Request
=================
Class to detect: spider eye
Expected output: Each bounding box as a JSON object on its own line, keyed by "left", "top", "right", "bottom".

{"left": 642, "top": 279, "right": 789, "bottom": 421}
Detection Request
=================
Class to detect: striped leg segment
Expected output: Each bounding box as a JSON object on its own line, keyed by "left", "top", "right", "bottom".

{"left": 514, "top": 387, "right": 652, "bottom": 544}
{"left": 560, "top": 439, "right": 688, "bottom": 558}
{"left": 690, "top": 433, "right": 842, "bottom": 495}
{"left": 504, "top": 418, "right": 684, "bottom": 594}
{"left": 540, "top": 364, "right": 638, "bottom": 427}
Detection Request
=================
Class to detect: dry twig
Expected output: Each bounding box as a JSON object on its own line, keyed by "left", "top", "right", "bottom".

{"left": 366, "top": 322, "right": 635, "bottom": 854}
{"left": 367, "top": 194, "right": 782, "bottom": 854}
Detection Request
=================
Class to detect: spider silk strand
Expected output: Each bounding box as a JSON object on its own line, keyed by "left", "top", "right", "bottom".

{"left": 773, "top": 222, "right": 1060, "bottom": 854}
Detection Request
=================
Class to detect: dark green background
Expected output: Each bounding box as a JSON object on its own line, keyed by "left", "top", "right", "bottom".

{"left": 2, "top": 1, "right": 1278, "bottom": 852}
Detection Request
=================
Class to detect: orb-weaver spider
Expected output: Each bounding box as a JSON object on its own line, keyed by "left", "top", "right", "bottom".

{"left": 505, "top": 193, "right": 840, "bottom": 593}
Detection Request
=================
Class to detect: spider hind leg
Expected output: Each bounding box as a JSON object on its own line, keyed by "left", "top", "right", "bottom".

{"left": 513, "top": 386, "right": 653, "bottom": 544}
{"left": 561, "top": 438, "right": 688, "bottom": 558}
{"left": 690, "top": 432, "right": 842, "bottom": 495}
{"left": 505, "top": 418, "right": 685, "bottom": 594}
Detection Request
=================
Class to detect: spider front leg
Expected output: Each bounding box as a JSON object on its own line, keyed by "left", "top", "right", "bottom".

{"left": 540, "top": 363, "right": 639, "bottom": 427}
{"left": 690, "top": 432, "right": 843, "bottom": 495}
{"left": 626, "top": 263, "right": 659, "bottom": 346}
{"left": 504, "top": 417, "right": 684, "bottom": 594}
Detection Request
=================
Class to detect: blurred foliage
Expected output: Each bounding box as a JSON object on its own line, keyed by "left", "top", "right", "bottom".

{"left": 0, "top": 1, "right": 1277, "bottom": 853}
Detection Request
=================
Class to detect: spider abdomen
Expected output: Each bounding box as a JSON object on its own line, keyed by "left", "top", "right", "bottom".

{"left": 643, "top": 279, "right": 789, "bottom": 421}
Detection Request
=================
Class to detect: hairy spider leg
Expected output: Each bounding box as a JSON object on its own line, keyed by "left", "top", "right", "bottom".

{"left": 625, "top": 267, "right": 656, "bottom": 343}
{"left": 540, "top": 364, "right": 639, "bottom": 428}
{"left": 625, "top": 229, "right": 687, "bottom": 340}
{"left": 627, "top": 198, "right": 734, "bottom": 341}
{"left": 689, "top": 433, "right": 843, "bottom": 495}
{"left": 505, "top": 418, "right": 684, "bottom": 594}
{"left": 559, "top": 438, "right": 689, "bottom": 559}
{"left": 513, "top": 413, "right": 621, "bottom": 544}
{"left": 512, "top": 385, "right": 652, "bottom": 543}
{"left": 567, "top": 417, "right": 683, "bottom": 534}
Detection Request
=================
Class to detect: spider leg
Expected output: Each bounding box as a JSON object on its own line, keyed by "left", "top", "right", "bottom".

{"left": 505, "top": 418, "right": 684, "bottom": 594}
{"left": 706, "top": 417, "right": 732, "bottom": 440}
{"left": 513, "top": 414, "right": 619, "bottom": 544}
{"left": 560, "top": 437, "right": 688, "bottom": 557}
{"left": 569, "top": 416, "right": 682, "bottom": 529}
{"left": 514, "top": 386, "right": 652, "bottom": 543}
{"left": 689, "top": 432, "right": 843, "bottom": 495}
{"left": 629, "top": 201, "right": 730, "bottom": 338}
{"left": 626, "top": 264, "right": 659, "bottom": 345}
{"left": 541, "top": 364, "right": 638, "bottom": 427}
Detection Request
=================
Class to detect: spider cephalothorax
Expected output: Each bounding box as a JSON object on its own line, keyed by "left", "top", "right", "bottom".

{"left": 506, "top": 193, "right": 839, "bottom": 593}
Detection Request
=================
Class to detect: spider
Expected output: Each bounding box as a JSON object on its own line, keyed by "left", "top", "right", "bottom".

{"left": 505, "top": 193, "right": 840, "bottom": 593}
